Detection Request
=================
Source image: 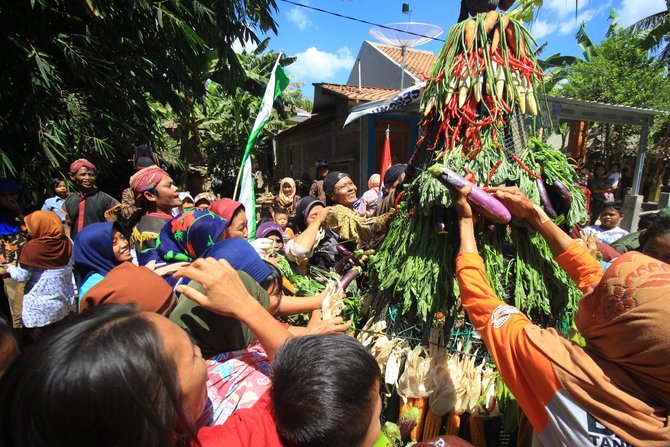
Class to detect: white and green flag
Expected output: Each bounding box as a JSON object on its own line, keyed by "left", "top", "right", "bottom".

{"left": 235, "top": 54, "right": 290, "bottom": 239}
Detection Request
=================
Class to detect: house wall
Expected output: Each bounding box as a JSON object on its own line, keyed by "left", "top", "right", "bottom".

{"left": 276, "top": 97, "right": 364, "bottom": 192}
{"left": 347, "top": 41, "right": 410, "bottom": 90}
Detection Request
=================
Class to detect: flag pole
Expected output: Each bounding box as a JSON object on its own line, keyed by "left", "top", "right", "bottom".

{"left": 233, "top": 52, "right": 284, "bottom": 200}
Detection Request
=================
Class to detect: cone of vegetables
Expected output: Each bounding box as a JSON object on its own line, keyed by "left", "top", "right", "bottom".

{"left": 369, "top": 11, "right": 586, "bottom": 327}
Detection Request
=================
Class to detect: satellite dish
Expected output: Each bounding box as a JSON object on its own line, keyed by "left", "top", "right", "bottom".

{"left": 369, "top": 22, "right": 443, "bottom": 88}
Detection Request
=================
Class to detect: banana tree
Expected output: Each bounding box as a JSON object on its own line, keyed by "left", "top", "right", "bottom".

{"left": 628, "top": 0, "right": 670, "bottom": 64}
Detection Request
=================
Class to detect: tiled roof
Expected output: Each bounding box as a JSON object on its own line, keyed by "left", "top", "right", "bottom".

{"left": 276, "top": 112, "right": 336, "bottom": 140}
{"left": 371, "top": 42, "right": 437, "bottom": 80}
{"left": 316, "top": 83, "right": 399, "bottom": 101}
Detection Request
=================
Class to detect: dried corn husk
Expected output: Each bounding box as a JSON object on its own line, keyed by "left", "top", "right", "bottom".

{"left": 397, "top": 345, "right": 434, "bottom": 402}
{"left": 356, "top": 318, "right": 387, "bottom": 347}
{"left": 426, "top": 327, "right": 457, "bottom": 416}
{"left": 386, "top": 342, "right": 411, "bottom": 385}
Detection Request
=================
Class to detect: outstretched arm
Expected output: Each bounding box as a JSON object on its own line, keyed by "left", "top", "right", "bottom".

{"left": 174, "top": 258, "right": 292, "bottom": 361}
{"left": 485, "top": 186, "right": 602, "bottom": 290}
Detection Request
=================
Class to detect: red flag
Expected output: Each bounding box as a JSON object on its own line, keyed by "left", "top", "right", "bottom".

{"left": 380, "top": 126, "right": 392, "bottom": 183}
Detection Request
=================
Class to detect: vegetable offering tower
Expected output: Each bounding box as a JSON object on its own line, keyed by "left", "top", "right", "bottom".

{"left": 366, "top": 10, "right": 588, "bottom": 444}
{"left": 370, "top": 11, "right": 587, "bottom": 327}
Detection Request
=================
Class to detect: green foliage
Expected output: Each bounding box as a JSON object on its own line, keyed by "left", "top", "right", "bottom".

{"left": 187, "top": 45, "right": 309, "bottom": 195}
{"left": 0, "top": 0, "right": 278, "bottom": 200}
{"left": 558, "top": 30, "right": 669, "bottom": 107}
{"left": 628, "top": 0, "right": 670, "bottom": 64}
{"left": 558, "top": 26, "right": 670, "bottom": 196}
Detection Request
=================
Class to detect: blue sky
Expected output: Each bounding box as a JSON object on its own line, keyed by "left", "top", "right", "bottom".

{"left": 250, "top": 0, "right": 667, "bottom": 96}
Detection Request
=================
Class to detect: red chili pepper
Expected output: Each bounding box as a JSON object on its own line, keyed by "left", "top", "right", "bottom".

{"left": 512, "top": 154, "right": 542, "bottom": 180}
{"left": 485, "top": 160, "right": 502, "bottom": 186}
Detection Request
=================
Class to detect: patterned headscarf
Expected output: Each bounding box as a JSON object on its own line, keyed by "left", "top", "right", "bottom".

{"left": 527, "top": 251, "right": 670, "bottom": 445}
{"left": 129, "top": 165, "right": 168, "bottom": 200}
{"left": 69, "top": 159, "right": 96, "bottom": 175}
{"left": 153, "top": 210, "right": 228, "bottom": 263}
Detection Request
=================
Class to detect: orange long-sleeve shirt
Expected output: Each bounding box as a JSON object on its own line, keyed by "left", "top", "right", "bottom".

{"left": 456, "top": 241, "right": 635, "bottom": 446}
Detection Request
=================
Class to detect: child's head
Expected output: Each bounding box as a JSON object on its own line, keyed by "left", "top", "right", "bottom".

{"left": 271, "top": 334, "right": 382, "bottom": 447}
{"left": 273, "top": 209, "right": 289, "bottom": 229}
{"left": 599, "top": 203, "right": 623, "bottom": 230}
{"left": 51, "top": 178, "right": 67, "bottom": 198}
{"left": 259, "top": 261, "right": 283, "bottom": 315}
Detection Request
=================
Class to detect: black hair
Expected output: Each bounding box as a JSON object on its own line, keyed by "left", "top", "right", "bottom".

{"left": 271, "top": 334, "right": 380, "bottom": 447}
{"left": 231, "top": 206, "right": 244, "bottom": 221}
{"left": 272, "top": 208, "right": 289, "bottom": 217}
{"left": 0, "top": 304, "right": 196, "bottom": 447}
{"left": 259, "top": 261, "right": 282, "bottom": 295}
{"left": 600, "top": 202, "right": 622, "bottom": 214}
{"left": 50, "top": 178, "right": 65, "bottom": 193}
{"left": 639, "top": 219, "right": 670, "bottom": 250}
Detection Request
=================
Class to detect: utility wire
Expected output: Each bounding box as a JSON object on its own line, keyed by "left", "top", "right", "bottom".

{"left": 277, "top": 0, "right": 446, "bottom": 42}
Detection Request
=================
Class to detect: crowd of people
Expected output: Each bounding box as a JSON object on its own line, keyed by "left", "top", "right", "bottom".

{"left": 0, "top": 155, "right": 668, "bottom": 446}
{"left": 0, "top": 157, "right": 406, "bottom": 447}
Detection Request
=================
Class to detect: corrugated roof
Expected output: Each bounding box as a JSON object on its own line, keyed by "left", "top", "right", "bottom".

{"left": 316, "top": 83, "right": 399, "bottom": 101}
{"left": 370, "top": 41, "right": 436, "bottom": 81}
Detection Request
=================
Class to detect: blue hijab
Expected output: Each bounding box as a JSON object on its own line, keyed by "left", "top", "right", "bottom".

{"left": 146, "top": 210, "right": 228, "bottom": 264}
{"left": 73, "top": 222, "right": 122, "bottom": 286}
{"left": 200, "top": 238, "right": 271, "bottom": 283}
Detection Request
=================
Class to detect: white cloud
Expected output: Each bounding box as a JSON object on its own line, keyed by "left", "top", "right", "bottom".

{"left": 531, "top": 19, "right": 558, "bottom": 40}
{"left": 541, "top": 0, "right": 591, "bottom": 20}
{"left": 536, "top": 0, "right": 613, "bottom": 36}
{"left": 618, "top": 0, "right": 667, "bottom": 28}
{"left": 557, "top": 7, "right": 600, "bottom": 35}
{"left": 287, "top": 47, "right": 355, "bottom": 81}
{"left": 287, "top": 7, "right": 312, "bottom": 30}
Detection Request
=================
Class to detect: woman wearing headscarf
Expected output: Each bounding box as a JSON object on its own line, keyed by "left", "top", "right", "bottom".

{"left": 322, "top": 172, "right": 388, "bottom": 248}
{"left": 127, "top": 165, "right": 182, "bottom": 254}
{"left": 455, "top": 185, "right": 670, "bottom": 446}
{"left": 255, "top": 222, "right": 285, "bottom": 250}
{"left": 209, "top": 198, "right": 249, "bottom": 240}
{"left": 356, "top": 174, "right": 381, "bottom": 217}
{"left": 270, "top": 178, "right": 300, "bottom": 222}
{"left": 73, "top": 221, "right": 132, "bottom": 302}
{"left": 79, "top": 262, "right": 177, "bottom": 316}
{"left": 4, "top": 211, "right": 74, "bottom": 335}
{"left": 170, "top": 237, "right": 349, "bottom": 425}
{"left": 284, "top": 197, "right": 340, "bottom": 271}
{"left": 139, "top": 209, "right": 228, "bottom": 269}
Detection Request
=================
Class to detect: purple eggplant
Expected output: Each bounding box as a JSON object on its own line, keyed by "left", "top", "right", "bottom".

{"left": 335, "top": 244, "right": 352, "bottom": 257}
{"left": 335, "top": 267, "right": 362, "bottom": 293}
{"left": 548, "top": 180, "right": 572, "bottom": 215}
{"left": 429, "top": 165, "right": 511, "bottom": 224}
{"left": 536, "top": 178, "right": 558, "bottom": 219}
{"left": 333, "top": 253, "right": 354, "bottom": 274}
